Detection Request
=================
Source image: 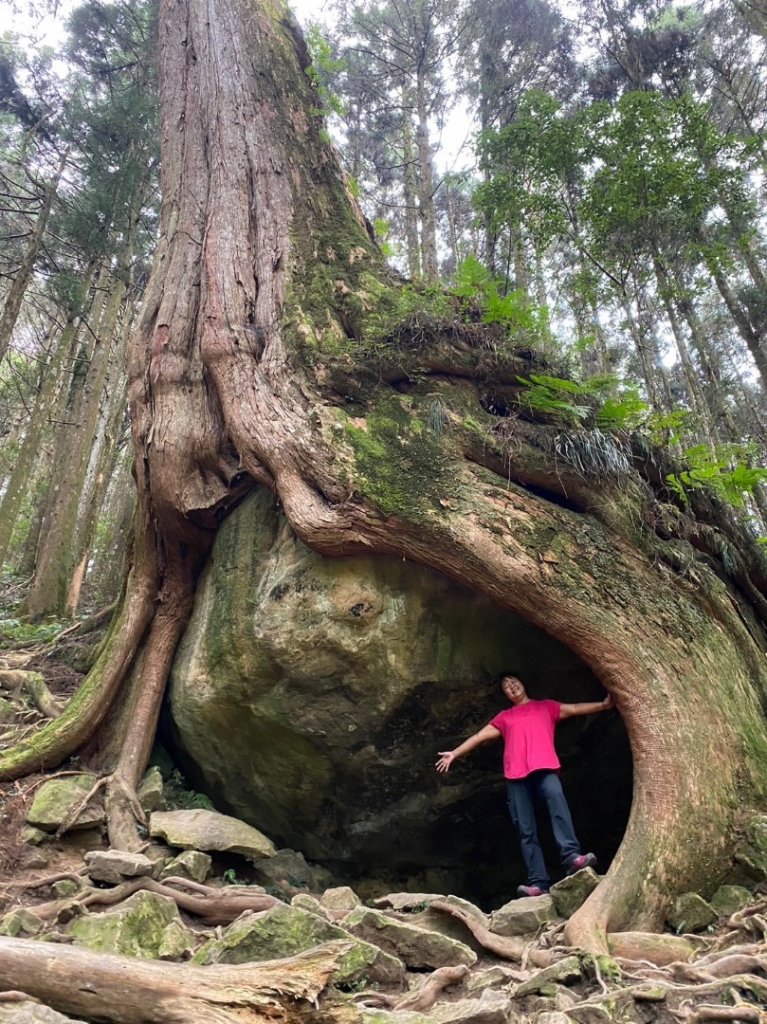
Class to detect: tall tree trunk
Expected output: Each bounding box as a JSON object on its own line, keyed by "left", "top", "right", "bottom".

{"left": 401, "top": 94, "right": 421, "bottom": 280}
{"left": 2, "top": 0, "right": 767, "bottom": 959}
{"left": 0, "top": 261, "right": 96, "bottom": 569}
{"left": 0, "top": 148, "right": 68, "bottom": 363}
{"left": 415, "top": 65, "right": 439, "bottom": 283}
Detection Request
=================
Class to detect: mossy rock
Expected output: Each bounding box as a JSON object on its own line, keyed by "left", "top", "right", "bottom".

{"left": 68, "top": 890, "right": 196, "bottom": 959}
{"left": 710, "top": 883, "right": 751, "bottom": 917}
{"left": 194, "top": 902, "right": 405, "bottom": 986}
{"left": 343, "top": 905, "right": 476, "bottom": 969}
{"left": 26, "top": 774, "right": 104, "bottom": 833}
{"left": 666, "top": 892, "right": 716, "bottom": 934}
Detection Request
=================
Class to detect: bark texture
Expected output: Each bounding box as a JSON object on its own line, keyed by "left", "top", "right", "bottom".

{"left": 2, "top": 0, "right": 767, "bottom": 957}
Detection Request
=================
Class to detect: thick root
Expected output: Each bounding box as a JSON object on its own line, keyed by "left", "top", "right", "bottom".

{"left": 0, "top": 936, "right": 351, "bottom": 1023}
{"left": 430, "top": 900, "right": 553, "bottom": 966}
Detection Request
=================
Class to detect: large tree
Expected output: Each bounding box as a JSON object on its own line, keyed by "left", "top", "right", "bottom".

{"left": 2, "top": 0, "right": 767, "bottom": 960}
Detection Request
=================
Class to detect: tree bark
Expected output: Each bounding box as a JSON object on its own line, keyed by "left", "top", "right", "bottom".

{"left": 2, "top": 0, "right": 767, "bottom": 958}
{"left": 0, "top": 936, "right": 351, "bottom": 1024}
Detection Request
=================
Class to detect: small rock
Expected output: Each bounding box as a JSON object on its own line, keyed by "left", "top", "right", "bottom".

{"left": 253, "top": 847, "right": 332, "bottom": 892}
{"left": 567, "top": 1005, "right": 614, "bottom": 1024}
{"left": 710, "top": 884, "right": 752, "bottom": 917}
{"left": 432, "top": 990, "right": 512, "bottom": 1024}
{"left": 629, "top": 984, "right": 667, "bottom": 1002}
{"left": 159, "top": 849, "right": 212, "bottom": 883}
{"left": 20, "top": 847, "right": 50, "bottom": 870}
{"left": 68, "top": 890, "right": 197, "bottom": 959}
{"left": 466, "top": 965, "right": 524, "bottom": 991}
{"left": 52, "top": 879, "right": 83, "bottom": 899}
{"left": 321, "top": 885, "right": 361, "bottom": 912}
{"left": 137, "top": 766, "right": 164, "bottom": 813}
{"left": 27, "top": 775, "right": 105, "bottom": 833}
{"left": 20, "top": 826, "right": 47, "bottom": 846}
{"left": 0, "top": 696, "right": 14, "bottom": 723}
{"left": 666, "top": 892, "right": 717, "bottom": 934}
{"left": 514, "top": 956, "right": 582, "bottom": 997}
{"left": 535, "top": 1014, "right": 573, "bottom": 1024}
{"left": 143, "top": 842, "right": 174, "bottom": 863}
{"left": 149, "top": 809, "right": 276, "bottom": 861}
{"left": 0, "top": 1003, "right": 90, "bottom": 1023}
{"left": 372, "top": 891, "right": 443, "bottom": 910}
{"left": 550, "top": 868, "right": 599, "bottom": 918}
{"left": 490, "top": 894, "right": 557, "bottom": 936}
{"left": 84, "top": 849, "right": 156, "bottom": 884}
{"left": 291, "top": 892, "right": 333, "bottom": 920}
{"left": 731, "top": 814, "right": 767, "bottom": 883}
{"left": 0, "top": 907, "right": 43, "bottom": 937}
{"left": 343, "top": 905, "right": 477, "bottom": 969}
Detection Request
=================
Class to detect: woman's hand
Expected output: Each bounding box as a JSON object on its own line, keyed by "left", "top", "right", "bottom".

{"left": 435, "top": 751, "right": 456, "bottom": 773}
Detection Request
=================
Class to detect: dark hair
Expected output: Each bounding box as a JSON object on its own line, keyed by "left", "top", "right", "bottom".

{"left": 498, "top": 672, "right": 522, "bottom": 687}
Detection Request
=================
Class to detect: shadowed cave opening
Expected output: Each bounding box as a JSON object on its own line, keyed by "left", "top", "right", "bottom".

{"left": 163, "top": 492, "right": 633, "bottom": 911}
{"left": 319, "top": 642, "right": 632, "bottom": 910}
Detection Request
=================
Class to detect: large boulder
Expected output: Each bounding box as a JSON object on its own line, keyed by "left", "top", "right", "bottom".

{"left": 168, "top": 490, "right": 627, "bottom": 900}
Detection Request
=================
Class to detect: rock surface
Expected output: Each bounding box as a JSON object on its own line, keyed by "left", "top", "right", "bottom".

{"left": 710, "top": 884, "right": 751, "bottom": 917}
{"left": 84, "top": 850, "right": 156, "bottom": 884}
{"left": 666, "top": 892, "right": 717, "bottom": 934}
{"left": 550, "top": 868, "right": 600, "bottom": 919}
{"left": 68, "top": 890, "right": 196, "bottom": 959}
{"left": 194, "top": 902, "right": 405, "bottom": 986}
{"left": 343, "top": 905, "right": 477, "bottom": 969}
{"left": 168, "top": 490, "right": 628, "bottom": 901}
{"left": 490, "top": 894, "right": 557, "bottom": 936}
{"left": 159, "top": 849, "right": 212, "bottom": 883}
{"left": 26, "top": 775, "right": 105, "bottom": 832}
{"left": 148, "top": 809, "right": 276, "bottom": 860}
{"left": 0, "top": 1005, "right": 89, "bottom": 1024}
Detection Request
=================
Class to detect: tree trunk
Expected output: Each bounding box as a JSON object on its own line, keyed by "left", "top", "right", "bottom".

{"left": 2, "top": 0, "right": 767, "bottom": 959}
{"left": 401, "top": 90, "right": 421, "bottom": 280}
{"left": 415, "top": 64, "right": 439, "bottom": 283}
{"left": 0, "top": 148, "right": 68, "bottom": 363}
{"left": 0, "top": 263, "right": 97, "bottom": 570}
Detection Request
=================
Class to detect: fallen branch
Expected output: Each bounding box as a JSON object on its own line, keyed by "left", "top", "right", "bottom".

{"left": 430, "top": 900, "right": 552, "bottom": 966}
{"left": 0, "top": 670, "right": 64, "bottom": 719}
{"left": 0, "top": 935, "right": 352, "bottom": 1024}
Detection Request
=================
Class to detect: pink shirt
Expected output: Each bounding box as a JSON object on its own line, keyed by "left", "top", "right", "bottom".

{"left": 490, "top": 700, "right": 561, "bottom": 780}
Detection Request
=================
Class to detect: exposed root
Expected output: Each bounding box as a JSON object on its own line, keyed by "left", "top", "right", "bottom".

{"left": 394, "top": 964, "right": 470, "bottom": 1011}
{"left": 0, "top": 670, "right": 64, "bottom": 719}
{"left": 670, "top": 1004, "right": 767, "bottom": 1023}
{"left": 430, "top": 899, "right": 553, "bottom": 966}
{"left": 30, "top": 876, "right": 280, "bottom": 926}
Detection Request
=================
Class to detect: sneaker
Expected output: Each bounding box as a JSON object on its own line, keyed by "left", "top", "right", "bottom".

{"left": 566, "top": 852, "right": 597, "bottom": 875}
{"left": 516, "top": 884, "right": 549, "bottom": 897}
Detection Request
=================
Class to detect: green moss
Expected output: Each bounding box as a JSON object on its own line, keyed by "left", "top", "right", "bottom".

{"left": 343, "top": 400, "right": 452, "bottom": 519}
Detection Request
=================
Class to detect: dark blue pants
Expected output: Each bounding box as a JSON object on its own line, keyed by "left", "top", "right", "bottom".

{"left": 506, "top": 770, "right": 581, "bottom": 889}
